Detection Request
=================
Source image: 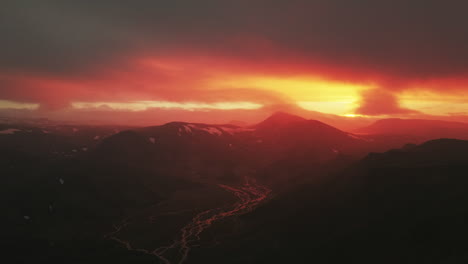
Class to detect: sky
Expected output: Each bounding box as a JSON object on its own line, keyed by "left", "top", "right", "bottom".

{"left": 1, "top": 0, "right": 468, "bottom": 126}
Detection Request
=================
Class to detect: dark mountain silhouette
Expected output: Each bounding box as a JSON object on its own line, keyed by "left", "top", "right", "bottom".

{"left": 357, "top": 118, "right": 468, "bottom": 141}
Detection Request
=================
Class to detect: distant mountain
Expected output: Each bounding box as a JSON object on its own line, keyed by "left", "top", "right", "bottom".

{"left": 252, "top": 112, "right": 368, "bottom": 164}
{"left": 256, "top": 103, "right": 376, "bottom": 130}
{"left": 357, "top": 118, "right": 468, "bottom": 141}
{"left": 254, "top": 111, "right": 307, "bottom": 129}
{"left": 254, "top": 112, "right": 354, "bottom": 142}
{"left": 95, "top": 113, "right": 369, "bottom": 180}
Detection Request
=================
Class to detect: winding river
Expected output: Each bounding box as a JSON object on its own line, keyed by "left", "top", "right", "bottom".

{"left": 106, "top": 177, "right": 271, "bottom": 264}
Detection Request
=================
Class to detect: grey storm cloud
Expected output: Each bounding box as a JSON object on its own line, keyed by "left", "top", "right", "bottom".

{"left": 1, "top": 0, "right": 468, "bottom": 79}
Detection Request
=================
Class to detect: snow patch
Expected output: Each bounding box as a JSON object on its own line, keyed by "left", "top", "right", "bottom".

{"left": 201, "top": 127, "right": 223, "bottom": 136}
{"left": 149, "top": 137, "right": 156, "bottom": 144}
{"left": 72, "top": 149, "right": 77, "bottom": 153}
{"left": 347, "top": 133, "right": 374, "bottom": 142}
{"left": 183, "top": 125, "right": 192, "bottom": 133}
{"left": 332, "top": 148, "right": 339, "bottom": 153}
{"left": 176, "top": 125, "right": 193, "bottom": 136}
{"left": 0, "top": 128, "right": 21, "bottom": 134}
{"left": 59, "top": 178, "right": 64, "bottom": 185}
{"left": 82, "top": 147, "right": 88, "bottom": 151}
{"left": 23, "top": 216, "right": 30, "bottom": 220}
{"left": 347, "top": 134, "right": 361, "bottom": 140}
{"left": 219, "top": 126, "right": 256, "bottom": 135}
{"left": 185, "top": 124, "right": 253, "bottom": 136}
{"left": 93, "top": 135, "right": 100, "bottom": 140}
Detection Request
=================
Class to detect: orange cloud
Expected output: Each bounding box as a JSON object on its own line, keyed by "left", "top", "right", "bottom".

{"left": 2, "top": 52, "right": 468, "bottom": 121}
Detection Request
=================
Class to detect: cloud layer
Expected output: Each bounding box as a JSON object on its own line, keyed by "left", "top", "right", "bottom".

{"left": 1, "top": 0, "right": 468, "bottom": 116}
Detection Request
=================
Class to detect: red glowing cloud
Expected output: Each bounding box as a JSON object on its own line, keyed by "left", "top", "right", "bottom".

{"left": 1, "top": 1, "right": 468, "bottom": 123}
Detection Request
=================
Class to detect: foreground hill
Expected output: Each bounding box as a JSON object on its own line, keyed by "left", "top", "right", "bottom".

{"left": 195, "top": 138, "right": 468, "bottom": 263}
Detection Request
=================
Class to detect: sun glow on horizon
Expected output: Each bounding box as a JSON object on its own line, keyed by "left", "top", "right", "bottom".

{"left": 212, "top": 76, "right": 369, "bottom": 101}
{"left": 341, "top": 113, "right": 368, "bottom": 118}
{"left": 297, "top": 101, "right": 358, "bottom": 115}
{"left": 211, "top": 75, "right": 370, "bottom": 115}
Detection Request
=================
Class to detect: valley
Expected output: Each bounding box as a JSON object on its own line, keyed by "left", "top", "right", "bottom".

{"left": 105, "top": 177, "right": 271, "bottom": 264}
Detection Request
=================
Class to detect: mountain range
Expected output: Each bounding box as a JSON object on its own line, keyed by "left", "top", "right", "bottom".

{"left": 2, "top": 112, "right": 468, "bottom": 263}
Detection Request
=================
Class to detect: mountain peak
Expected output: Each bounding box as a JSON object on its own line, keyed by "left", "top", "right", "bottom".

{"left": 255, "top": 112, "right": 307, "bottom": 128}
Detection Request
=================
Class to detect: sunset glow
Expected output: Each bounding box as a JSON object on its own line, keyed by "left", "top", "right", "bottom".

{"left": 341, "top": 113, "right": 367, "bottom": 118}
{"left": 211, "top": 76, "right": 368, "bottom": 102}
{"left": 1, "top": 1, "right": 468, "bottom": 126}
{"left": 296, "top": 101, "right": 358, "bottom": 115}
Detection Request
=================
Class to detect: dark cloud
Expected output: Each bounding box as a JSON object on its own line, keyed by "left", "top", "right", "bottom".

{"left": 1, "top": 0, "right": 468, "bottom": 78}
{"left": 355, "top": 89, "right": 419, "bottom": 115}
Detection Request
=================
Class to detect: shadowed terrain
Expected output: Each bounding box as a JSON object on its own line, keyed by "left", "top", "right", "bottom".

{"left": 2, "top": 113, "right": 468, "bottom": 263}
